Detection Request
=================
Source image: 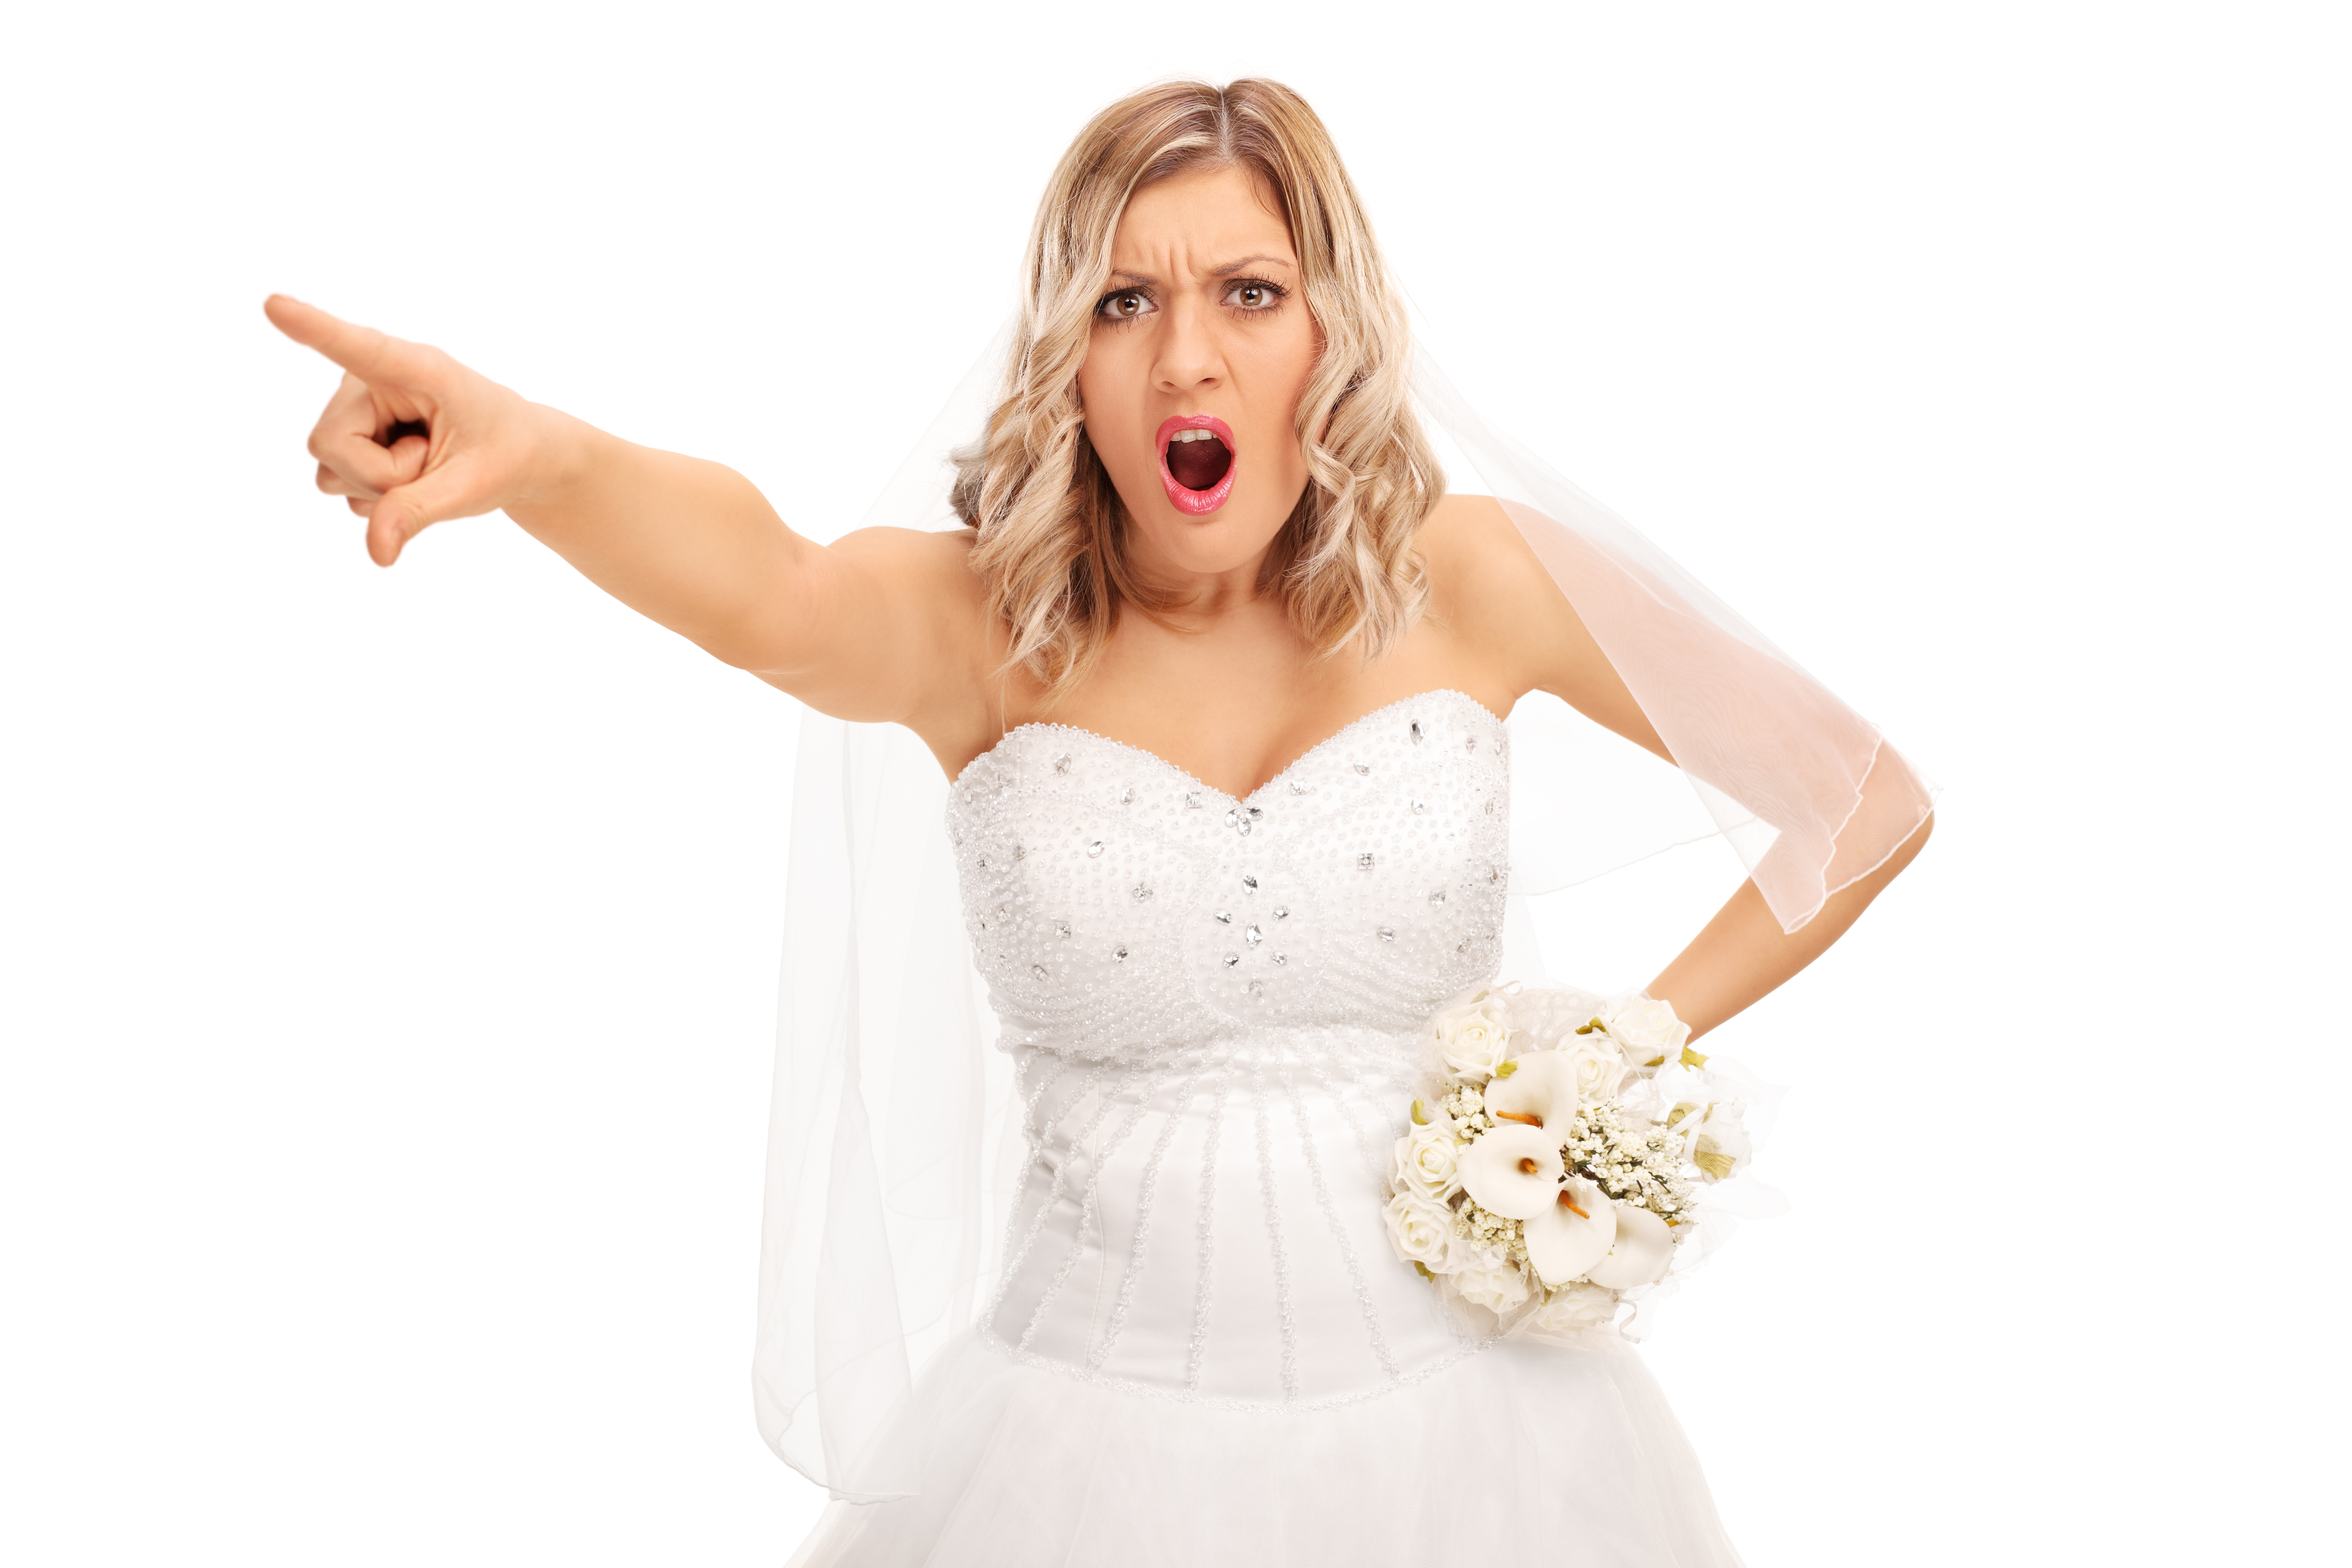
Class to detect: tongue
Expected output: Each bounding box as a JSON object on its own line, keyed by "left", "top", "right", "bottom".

{"left": 1168, "top": 437, "right": 1232, "bottom": 493}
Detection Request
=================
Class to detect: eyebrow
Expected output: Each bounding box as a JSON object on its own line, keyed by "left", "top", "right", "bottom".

{"left": 1108, "top": 253, "right": 1300, "bottom": 286}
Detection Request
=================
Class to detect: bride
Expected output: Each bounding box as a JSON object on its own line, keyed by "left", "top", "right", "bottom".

{"left": 271, "top": 77, "right": 1931, "bottom": 1568}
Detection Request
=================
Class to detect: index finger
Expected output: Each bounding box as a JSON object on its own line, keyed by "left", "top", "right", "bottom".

{"left": 263, "top": 294, "right": 419, "bottom": 385}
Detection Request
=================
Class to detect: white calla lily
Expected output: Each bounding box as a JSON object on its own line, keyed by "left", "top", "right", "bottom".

{"left": 1524, "top": 1176, "right": 1616, "bottom": 1286}
{"left": 1585, "top": 1202, "right": 1676, "bottom": 1289}
{"left": 1480, "top": 1049, "right": 1581, "bottom": 1134}
{"left": 1457, "top": 1122, "right": 1563, "bottom": 1220}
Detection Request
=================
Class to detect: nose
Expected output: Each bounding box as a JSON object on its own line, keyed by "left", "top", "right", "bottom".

{"left": 1153, "top": 294, "right": 1225, "bottom": 395}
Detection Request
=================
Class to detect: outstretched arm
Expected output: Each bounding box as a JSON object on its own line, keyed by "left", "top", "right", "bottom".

{"left": 265, "top": 297, "right": 982, "bottom": 732}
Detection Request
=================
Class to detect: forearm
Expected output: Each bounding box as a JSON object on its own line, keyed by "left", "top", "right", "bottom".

{"left": 1647, "top": 812, "right": 1932, "bottom": 1040}
{"left": 505, "top": 413, "right": 817, "bottom": 670}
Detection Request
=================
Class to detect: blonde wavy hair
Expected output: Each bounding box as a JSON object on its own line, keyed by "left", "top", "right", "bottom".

{"left": 953, "top": 78, "right": 1443, "bottom": 697}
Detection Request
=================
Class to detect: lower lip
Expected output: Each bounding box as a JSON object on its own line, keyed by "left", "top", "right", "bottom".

{"left": 1161, "top": 456, "right": 1236, "bottom": 516}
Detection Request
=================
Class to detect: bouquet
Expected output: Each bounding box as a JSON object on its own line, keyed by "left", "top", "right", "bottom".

{"left": 1382, "top": 984, "right": 1768, "bottom": 1339}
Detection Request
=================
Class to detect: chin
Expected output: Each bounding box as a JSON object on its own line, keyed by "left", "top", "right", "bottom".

{"left": 1130, "top": 498, "right": 1292, "bottom": 576}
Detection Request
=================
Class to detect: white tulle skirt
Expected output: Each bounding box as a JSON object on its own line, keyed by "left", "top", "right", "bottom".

{"left": 786, "top": 1327, "right": 1743, "bottom": 1568}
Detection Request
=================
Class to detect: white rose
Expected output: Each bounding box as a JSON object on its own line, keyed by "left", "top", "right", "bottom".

{"left": 1600, "top": 993, "right": 1690, "bottom": 1070}
{"left": 1560, "top": 1034, "right": 1630, "bottom": 1105}
{"left": 1392, "top": 1119, "right": 1463, "bottom": 1198}
{"left": 1453, "top": 1263, "right": 1532, "bottom": 1314}
{"left": 1431, "top": 990, "right": 1515, "bottom": 1080}
{"left": 1383, "top": 1191, "right": 1458, "bottom": 1271}
{"left": 1532, "top": 1280, "right": 1619, "bottom": 1336}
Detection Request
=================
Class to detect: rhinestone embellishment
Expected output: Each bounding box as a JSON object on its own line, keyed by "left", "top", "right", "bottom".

{"left": 1352, "top": 761, "right": 1370, "bottom": 775}
{"left": 1377, "top": 926, "right": 1395, "bottom": 941}
{"left": 1222, "top": 954, "right": 1240, "bottom": 969}
{"left": 1031, "top": 964, "right": 1048, "bottom": 980}
{"left": 1054, "top": 921, "right": 1071, "bottom": 939}
{"left": 1241, "top": 874, "right": 1258, "bottom": 893}
{"left": 1215, "top": 911, "right": 1232, "bottom": 925}
{"left": 1429, "top": 890, "right": 1447, "bottom": 908}
{"left": 1243, "top": 924, "right": 1263, "bottom": 946}
{"left": 1357, "top": 853, "right": 1375, "bottom": 870}
{"left": 1112, "top": 944, "right": 1129, "bottom": 961}
{"left": 1054, "top": 753, "right": 1072, "bottom": 774}
{"left": 1184, "top": 790, "right": 1204, "bottom": 810}
{"left": 1411, "top": 798, "right": 1427, "bottom": 815}
{"left": 1087, "top": 841, "right": 1105, "bottom": 857}
{"left": 1132, "top": 885, "right": 1155, "bottom": 903}
{"left": 1409, "top": 720, "right": 1424, "bottom": 744}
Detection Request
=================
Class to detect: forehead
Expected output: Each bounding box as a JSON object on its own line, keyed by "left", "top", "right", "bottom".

{"left": 1112, "top": 163, "right": 1296, "bottom": 268}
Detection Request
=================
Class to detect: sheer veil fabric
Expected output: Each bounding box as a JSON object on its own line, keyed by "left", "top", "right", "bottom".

{"left": 752, "top": 330, "right": 1936, "bottom": 1499}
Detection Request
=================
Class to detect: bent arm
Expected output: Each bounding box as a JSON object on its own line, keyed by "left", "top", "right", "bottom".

{"left": 1429, "top": 494, "right": 1932, "bottom": 1039}
{"left": 1648, "top": 805, "right": 1931, "bottom": 1039}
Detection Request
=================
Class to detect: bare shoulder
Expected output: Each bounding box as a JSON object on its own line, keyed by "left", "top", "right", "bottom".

{"left": 1416, "top": 493, "right": 1566, "bottom": 640}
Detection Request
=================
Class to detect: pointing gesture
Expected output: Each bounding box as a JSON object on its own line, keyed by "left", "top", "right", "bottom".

{"left": 265, "top": 295, "right": 549, "bottom": 565}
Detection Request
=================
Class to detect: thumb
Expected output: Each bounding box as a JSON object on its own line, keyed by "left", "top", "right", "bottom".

{"left": 366, "top": 464, "right": 478, "bottom": 567}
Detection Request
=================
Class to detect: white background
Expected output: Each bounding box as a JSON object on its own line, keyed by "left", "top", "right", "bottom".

{"left": 3, "top": 2, "right": 2344, "bottom": 1563}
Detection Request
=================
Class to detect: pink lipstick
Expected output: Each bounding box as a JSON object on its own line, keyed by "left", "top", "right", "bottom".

{"left": 1155, "top": 414, "right": 1237, "bottom": 516}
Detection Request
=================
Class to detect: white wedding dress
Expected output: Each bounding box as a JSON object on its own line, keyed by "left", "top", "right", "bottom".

{"left": 788, "top": 688, "right": 1745, "bottom": 1567}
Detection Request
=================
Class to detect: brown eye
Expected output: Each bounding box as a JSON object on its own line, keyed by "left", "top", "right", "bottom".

{"left": 1098, "top": 290, "right": 1155, "bottom": 321}
{"left": 1225, "top": 281, "right": 1282, "bottom": 311}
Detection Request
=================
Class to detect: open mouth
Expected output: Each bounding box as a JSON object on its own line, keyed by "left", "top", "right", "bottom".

{"left": 1156, "top": 415, "right": 1237, "bottom": 515}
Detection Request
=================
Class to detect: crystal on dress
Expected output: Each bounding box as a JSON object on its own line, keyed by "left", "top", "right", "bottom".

{"left": 1377, "top": 926, "right": 1395, "bottom": 941}
{"left": 1013, "top": 844, "right": 1026, "bottom": 860}
{"left": 1120, "top": 785, "right": 1135, "bottom": 805}
{"left": 1409, "top": 721, "right": 1424, "bottom": 744}
{"left": 1031, "top": 964, "right": 1047, "bottom": 980}
{"left": 1132, "top": 885, "right": 1155, "bottom": 903}
{"left": 1429, "top": 890, "right": 1446, "bottom": 908}
{"left": 1184, "top": 790, "right": 1204, "bottom": 810}
{"left": 1288, "top": 779, "right": 1310, "bottom": 795}
{"left": 1087, "top": 841, "right": 1105, "bottom": 857}
{"left": 1411, "top": 798, "right": 1427, "bottom": 815}
{"left": 1273, "top": 906, "right": 1289, "bottom": 920}
{"left": 1271, "top": 952, "right": 1287, "bottom": 965}
{"left": 1222, "top": 954, "right": 1239, "bottom": 969}
{"left": 1352, "top": 761, "right": 1369, "bottom": 775}
{"left": 1112, "top": 944, "right": 1128, "bottom": 961}
{"left": 1054, "top": 921, "right": 1071, "bottom": 938}
{"left": 1357, "top": 853, "right": 1375, "bottom": 869}
{"left": 1241, "top": 874, "right": 1258, "bottom": 893}
{"left": 1243, "top": 924, "right": 1263, "bottom": 946}
{"left": 1054, "top": 753, "right": 1071, "bottom": 774}
{"left": 1215, "top": 911, "right": 1232, "bottom": 925}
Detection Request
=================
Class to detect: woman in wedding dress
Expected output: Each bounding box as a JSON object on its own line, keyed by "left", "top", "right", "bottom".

{"left": 271, "top": 78, "right": 1931, "bottom": 1567}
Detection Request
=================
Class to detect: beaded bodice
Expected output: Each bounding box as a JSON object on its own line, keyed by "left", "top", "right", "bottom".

{"left": 946, "top": 689, "right": 1511, "bottom": 1063}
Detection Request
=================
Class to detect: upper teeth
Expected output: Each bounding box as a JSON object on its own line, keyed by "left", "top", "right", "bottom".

{"left": 1171, "top": 428, "right": 1218, "bottom": 444}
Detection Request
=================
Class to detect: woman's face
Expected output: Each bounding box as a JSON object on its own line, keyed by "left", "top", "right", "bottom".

{"left": 1076, "top": 163, "right": 1320, "bottom": 585}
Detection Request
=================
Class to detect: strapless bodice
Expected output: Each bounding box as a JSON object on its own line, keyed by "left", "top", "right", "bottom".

{"left": 946, "top": 689, "right": 1511, "bottom": 1062}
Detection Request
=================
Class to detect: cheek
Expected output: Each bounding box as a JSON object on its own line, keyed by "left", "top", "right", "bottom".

{"left": 1076, "top": 347, "right": 1148, "bottom": 475}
